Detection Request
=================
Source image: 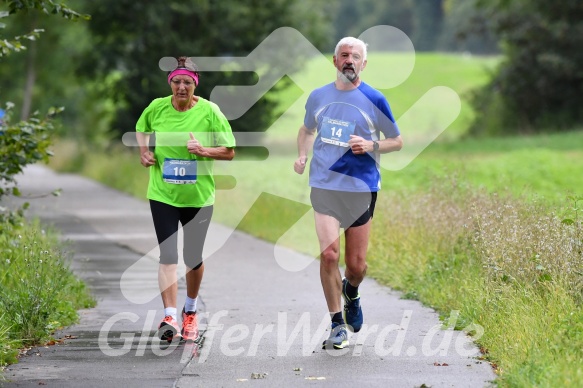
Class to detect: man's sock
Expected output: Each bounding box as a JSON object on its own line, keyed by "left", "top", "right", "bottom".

{"left": 330, "top": 311, "right": 344, "bottom": 325}
{"left": 184, "top": 296, "right": 197, "bottom": 313}
{"left": 164, "top": 307, "right": 177, "bottom": 321}
{"left": 345, "top": 280, "right": 359, "bottom": 300}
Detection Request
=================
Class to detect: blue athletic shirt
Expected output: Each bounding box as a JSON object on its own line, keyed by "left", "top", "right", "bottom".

{"left": 304, "top": 82, "right": 400, "bottom": 192}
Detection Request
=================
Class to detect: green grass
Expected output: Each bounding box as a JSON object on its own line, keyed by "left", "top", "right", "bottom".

{"left": 383, "top": 130, "right": 583, "bottom": 204}
{"left": 378, "top": 53, "right": 499, "bottom": 140}
{"left": 367, "top": 185, "right": 582, "bottom": 387}
{"left": 46, "top": 53, "right": 583, "bottom": 386}
{"left": 0, "top": 215, "right": 95, "bottom": 370}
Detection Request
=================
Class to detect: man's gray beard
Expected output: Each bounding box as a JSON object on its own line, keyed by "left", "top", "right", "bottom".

{"left": 337, "top": 69, "right": 357, "bottom": 83}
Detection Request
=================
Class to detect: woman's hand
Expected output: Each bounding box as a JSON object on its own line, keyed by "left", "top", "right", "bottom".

{"left": 187, "top": 132, "right": 205, "bottom": 156}
{"left": 140, "top": 151, "right": 156, "bottom": 167}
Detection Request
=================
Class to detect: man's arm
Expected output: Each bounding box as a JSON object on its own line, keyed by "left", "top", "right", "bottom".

{"left": 294, "top": 124, "right": 315, "bottom": 174}
{"left": 376, "top": 135, "right": 403, "bottom": 153}
{"left": 348, "top": 134, "right": 403, "bottom": 155}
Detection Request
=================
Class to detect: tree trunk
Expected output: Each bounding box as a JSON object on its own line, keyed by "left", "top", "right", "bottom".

{"left": 21, "top": 16, "right": 38, "bottom": 121}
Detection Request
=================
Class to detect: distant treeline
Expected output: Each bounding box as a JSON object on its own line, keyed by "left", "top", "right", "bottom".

{"left": 331, "top": 0, "right": 499, "bottom": 54}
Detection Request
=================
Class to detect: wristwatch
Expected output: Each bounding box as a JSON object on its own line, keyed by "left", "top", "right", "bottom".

{"left": 372, "top": 141, "right": 380, "bottom": 152}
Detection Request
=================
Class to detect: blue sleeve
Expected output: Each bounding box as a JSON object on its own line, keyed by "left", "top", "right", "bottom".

{"left": 376, "top": 97, "right": 400, "bottom": 138}
{"left": 303, "top": 91, "right": 318, "bottom": 130}
{"left": 360, "top": 83, "right": 400, "bottom": 138}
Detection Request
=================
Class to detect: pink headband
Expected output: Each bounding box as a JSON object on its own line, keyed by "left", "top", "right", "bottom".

{"left": 167, "top": 69, "right": 199, "bottom": 86}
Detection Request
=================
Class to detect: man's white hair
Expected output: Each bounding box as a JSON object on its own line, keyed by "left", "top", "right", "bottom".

{"left": 334, "top": 37, "right": 368, "bottom": 60}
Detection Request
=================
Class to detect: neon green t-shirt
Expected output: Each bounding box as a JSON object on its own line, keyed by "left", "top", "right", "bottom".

{"left": 136, "top": 96, "right": 236, "bottom": 207}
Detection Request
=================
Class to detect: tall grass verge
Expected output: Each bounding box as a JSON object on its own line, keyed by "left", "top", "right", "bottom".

{"left": 369, "top": 182, "right": 582, "bottom": 386}
{"left": 0, "top": 215, "right": 95, "bottom": 371}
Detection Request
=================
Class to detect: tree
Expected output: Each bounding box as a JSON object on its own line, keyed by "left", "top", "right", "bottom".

{"left": 0, "top": 0, "right": 89, "bottom": 216}
{"left": 332, "top": 0, "right": 414, "bottom": 44}
{"left": 412, "top": 0, "right": 444, "bottom": 51}
{"left": 76, "top": 0, "right": 332, "bottom": 136}
{"left": 0, "top": 5, "right": 90, "bottom": 123}
{"left": 438, "top": 0, "right": 499, "bottom": 54}
{"left": 469, "top": 0, "right": 583, "bottom": 135}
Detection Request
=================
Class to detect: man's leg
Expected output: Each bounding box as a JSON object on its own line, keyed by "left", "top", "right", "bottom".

{"left": 344, "top": 220, "right": 371, "bottom": 287}
{"left": 314, "top": 211, "right": 342, "bottom": 313}
{"left": 341, "top": 220, "right": 371, "bottom": 333}
{"left": 315, "top": 211, "right": 350, "bottom": 349}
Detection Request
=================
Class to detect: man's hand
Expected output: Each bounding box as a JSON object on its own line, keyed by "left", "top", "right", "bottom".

{"left": 348, "top": 135, "right": 373, "bottom": 154}
{"left": 140, "top": 151, "right": 156, "bottom": 167}
{"left": 294, "top": 155, "right": 308, "bottom": 174}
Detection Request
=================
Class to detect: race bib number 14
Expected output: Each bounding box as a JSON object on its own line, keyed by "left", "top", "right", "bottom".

{"left": 320, "top": 116, "right": 355, "bottom": 147}
{"left": 162, "top": 158, "right": 197, "bottom": 184}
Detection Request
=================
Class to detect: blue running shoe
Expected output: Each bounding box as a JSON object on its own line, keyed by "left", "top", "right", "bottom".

{"left": 342, "top": 278, "right": 363, "bottom": 333}
{"left": 322, "top": 322, "right": 349, "bottom": 350}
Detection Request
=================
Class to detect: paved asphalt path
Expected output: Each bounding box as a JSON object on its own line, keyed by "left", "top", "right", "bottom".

{"left": 1, "top": 165, "right": 496, "bottom": 387}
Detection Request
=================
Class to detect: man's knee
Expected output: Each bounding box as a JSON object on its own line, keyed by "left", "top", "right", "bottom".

{"left": 320, "top": 247, "right": 340, "bottom": 267}
{"left": 346, "top": 260, "right": 367, "bottom": 278}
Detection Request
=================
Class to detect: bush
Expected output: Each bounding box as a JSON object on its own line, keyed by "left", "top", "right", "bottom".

{"left": 469, "top": 0, "right": 583, "bottom": 135}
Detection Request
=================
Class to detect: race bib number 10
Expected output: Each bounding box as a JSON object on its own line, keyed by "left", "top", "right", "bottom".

{"left": 320, "top": 116, "right": 355, "bottom": 147}
{"left": 162, "top": 158, "right": 197, "bottom": 184}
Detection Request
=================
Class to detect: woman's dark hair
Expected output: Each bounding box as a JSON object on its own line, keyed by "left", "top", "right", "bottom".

{"left": 174, "top": 56, "right": 199, "bottom": 73}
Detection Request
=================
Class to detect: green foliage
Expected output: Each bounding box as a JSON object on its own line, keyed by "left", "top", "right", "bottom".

{"left": 330, "top": 0, "right": 497, "bottom": 54}
{"left": 367, "top": 183, "right": 583, "bottom": 386}
{"left": 438, "top": 0, "right": 499, "bottom": 53}
{"left": 561, "top": 195, "right": 583, "bottom": 264}
{"left": 76, "top": 0, "right": 332, "bottom": 136}
{"left": 2, "top": 1, "right": 500, "bottom": 146}
{"left": 412, "top": 0, "right": 444, "bottom": 51}
{"left": 0, "top": 11, "right": 43, "bottom": 57}
{"left": 0, "top": 317, "right": 19, "bottom": 368}
{"left": 0, "top": 0, "right": 89, "bottom": 57}
{"left": 0, "top": 217, "right": 95, "bottom": 348}
{"left": 0, "top": 103, "right": 60, "bottom": 203}
{"left": 331, "top": 0, "right": 414, "bottom": 42}
{"left": 469, "top": 0, "right": 583, "bottom": 135}
{"left": 0, "top": 1, "right": 90, "bottom": 122}
{"left": 0, "top": 0, "right": 95, "bottom": 374}
{"left": 3, "top": 0, "right": 89, "bottom": 20}
{"left": 0, "top": 0, "right": 87, "bottom": 215}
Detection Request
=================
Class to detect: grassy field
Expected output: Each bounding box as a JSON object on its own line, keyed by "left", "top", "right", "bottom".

{"left": 46, "top": 53, "right": 583, "bottom": 387}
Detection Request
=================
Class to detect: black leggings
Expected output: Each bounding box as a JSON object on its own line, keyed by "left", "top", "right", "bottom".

{"left": 149, "top": 200, "right": 213, "bottom": 269}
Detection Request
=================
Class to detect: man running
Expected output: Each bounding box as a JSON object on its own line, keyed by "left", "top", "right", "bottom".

{"left": 294, "top": 37, "right": 403, "bottom": 350}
